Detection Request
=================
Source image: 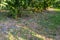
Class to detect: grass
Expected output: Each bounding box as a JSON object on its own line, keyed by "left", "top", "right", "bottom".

{"left": 53, "top": 8, "right": 60, "bottom": 11}
{"left": 0, "top": 8, "right": 60, "bottom": 40}
{"left": 7, "top": 26, "right": 44, "bottom": 40}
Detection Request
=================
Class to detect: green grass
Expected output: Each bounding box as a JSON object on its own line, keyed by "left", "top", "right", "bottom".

{"left": 0, "top": 8, "right": 60, "bottom": 40}
{"left": 49, "top": 14, "right": 60, "bottom": 25}
{"left": 53, "top": 8, "right": 60, "bottom": 11}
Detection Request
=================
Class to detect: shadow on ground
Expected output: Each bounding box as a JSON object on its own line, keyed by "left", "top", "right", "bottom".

{"left": 0, "top": 9, "right": 60, "bottom": 40}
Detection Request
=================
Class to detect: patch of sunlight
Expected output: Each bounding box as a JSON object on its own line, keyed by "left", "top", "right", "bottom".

{"left": 0, "top": 10, "right": 9, "bottom": 12}
{"left": 31, "top": 30, "right": 53, "bottom": 40}
{"left": 47, "top": 8, "right": 60, "bottom": 11}
{"left": 53, "top": 8, "right": 60, "bottom": 11}
{"left": 16, "top": 36, "right": 26, "bottom": 40}
{"left": 7, "top": 32, "right": 26, "bottom": 40}
{"left": 7, "top": 32, "right": 17, "bottom": 40}
{"left": 32, "top": 33, "right": 53, "bottom": 40}
{"left": 22, "top": 26, "right": 54, "bottom": 40}
{"left": 16, "top": 25, "right": 54, "bottom": 40}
